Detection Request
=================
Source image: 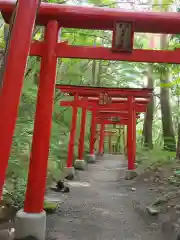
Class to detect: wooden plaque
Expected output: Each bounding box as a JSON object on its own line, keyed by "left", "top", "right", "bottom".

{"left": 111, "top": 117, "right": 120, "bottom": 122}
{"left": 99, "top": 93, "right": 111, "bottom": 105}
{"left": 112, "top": 21, "right": 134, "bottom": 53}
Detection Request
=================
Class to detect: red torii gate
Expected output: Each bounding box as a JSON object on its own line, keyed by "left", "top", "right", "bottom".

{"left": 89, "top": 104, "right": 147, "bottom": 163}
{"left": 88, "top": 108, "right": 141, "bottom": 161}
{"left": 96, "top": 112, "right": 140, "bottom": 156}
{"left": 96, "top": 129, "right": 126, "bottom": 155}
{"left": 56, "top": 84, "right": 152, "bottom": 176}
{"left": 0, "top": 1, "right": 177, "bottom": 239}
{"left": 89, "top": 110, "right": 140, "bottom": 158}
{"left": 96, "top": 129, "right": 118, "bottom": 154}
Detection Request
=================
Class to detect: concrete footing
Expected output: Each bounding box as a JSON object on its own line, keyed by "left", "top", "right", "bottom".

{"left": 74, "top": 159, "right": 87, "bottom": 170}
{"left": 125, "top": 169, "right": 138, "bottom": 180}
{"left": 86, "top": 154, "right": 96, "bottom": 163}
{"left": 14, "top": 210, "right": 46, "bottom": 240}
{"left": 64, "top": 166, "right": 75, "bottom": 180}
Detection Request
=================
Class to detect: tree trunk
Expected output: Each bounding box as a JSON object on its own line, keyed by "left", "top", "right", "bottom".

{"left": 96, "top": 60, "right": 102, "bottom": 87}
{"left": 143, "top": 65, "right": 154, "bottom": 149}
{"left": 176, "top": 122, "right": 180, "bottom": 160}
{"left": 160, "top": 35, "right": 176, "bottom": 151}
{"left": 91, "top": 60, "right": 96, "bottom": 85}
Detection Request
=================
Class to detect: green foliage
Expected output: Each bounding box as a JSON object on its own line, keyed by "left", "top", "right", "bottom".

{"left": 4, "top": 177, "right": 27, "bottom": 210}
{"left": 136, "top": 147, "right": 176, "bottom": 168}
{"left": 0, "top": 0, "right": 180, "bottom": 208}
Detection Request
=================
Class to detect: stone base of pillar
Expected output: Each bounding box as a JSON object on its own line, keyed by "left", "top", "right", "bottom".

{"left": 86, "top": 154, "right": 96, "bottom": 163}
{"left": 74, "top": 159, "right": 87, "bottom": 170}
{"left": 14, "top": 210, "right": 46, "bottom": 240}
{"left": 64, "top": 166, "right": 75, "bottom": 180}
{"left": 125, "top": 169, "right": 138, "bottom": 180}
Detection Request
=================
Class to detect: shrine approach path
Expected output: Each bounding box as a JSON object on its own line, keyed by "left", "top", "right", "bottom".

{"left": 46, "top": 155, "right": 167, "bottom": 240}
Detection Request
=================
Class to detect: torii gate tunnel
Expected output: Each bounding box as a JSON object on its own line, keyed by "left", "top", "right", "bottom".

{"left": 95, "top": 129, "right": 124, "bottom": 155}
{"left": 57, "top": 84, "right": 152, "bottom": 173}
{"left": 96, "top": 130, "right": 119, "bottom": 155}
{"left": 96, "top": 112, "right": 140, "bottom": 156}
{"left": 0, "top": 0, "right": 178, "bottom": 239}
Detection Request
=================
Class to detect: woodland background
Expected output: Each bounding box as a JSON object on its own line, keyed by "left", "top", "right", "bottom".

{"left": 0, "top": 0, "right": 180, "bottom": 209}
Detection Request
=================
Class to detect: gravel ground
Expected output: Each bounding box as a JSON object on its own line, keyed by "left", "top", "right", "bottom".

{"left": 46, "top": 155, "right": 169, "bottom": 240}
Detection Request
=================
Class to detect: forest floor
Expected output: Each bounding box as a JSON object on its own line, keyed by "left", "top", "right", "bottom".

{"left": 46, "top": 154, "right": 180, "bottom": 240}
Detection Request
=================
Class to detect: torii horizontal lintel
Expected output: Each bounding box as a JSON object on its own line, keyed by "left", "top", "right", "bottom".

{"left": 89, "top": 105, "right": 146, "bottom": 112}
{"left": 60, "top": 101, "right": 147, "bottom": 112}
{"left": 96, "top": 112, "right": 139, "bottom": 116}
{"left": 55, "top": 44, "right": 180, "bottom": 64}
{"left": 1, "top": 1, "right": 180, "bottom": 34}
{"left": 97, "top": 119, "right": 129, "bottom": 125}
{"left": 56, "top": 84, "right": 152, "bottom": 98}
{"left": 96, "top": 132, "right": 117, "bottom": 136}
{"left": 96, "top": 115, "right": 140, "bottom": 120}
{"left": 96, "top": 130, "right": 117, "bottom": 133}
{"left": 30, "top": 42, "right": 180, "bottom": 64}
{"left": 96, "top": 130, "right": 118, "bottom": 135}
{"left": 88, "top": 99, "right": 149, "bottom": 104}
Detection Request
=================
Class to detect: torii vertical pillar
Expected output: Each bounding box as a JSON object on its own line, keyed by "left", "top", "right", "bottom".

{"left": 0, "top": 0, "right": 40, "bottom": 199}
{"left": 87, "top": 110, "right": 97, "bottom": 163}
{"left": 64, "top": 94, "right": 78, "bottom": 180}
{"left": 15, "top": 21, "right": 59, "bottom": 240}
{"left": 125, "top": 96, "right": 138, "bottom": 180}
{"left": 75, "top": 107, "right": 87, "bottom": 170}
{"left": 123, "top": 126, "right": 127, "bottom": 155}
{"left": 99, "top": 122, "right": 105, "bottom": 156}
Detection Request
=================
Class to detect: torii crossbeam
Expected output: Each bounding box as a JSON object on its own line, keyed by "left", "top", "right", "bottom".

{"left": 1, "top": 1, "right": 180, "bottom": 63}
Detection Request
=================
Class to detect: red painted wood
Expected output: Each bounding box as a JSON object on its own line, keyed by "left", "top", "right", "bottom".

{"left": 30, "top": 42, "right": 44, "bottom": 56}
{"left": 60, "top": 100, "right": 147, "bottom": 107}
{"left": 55, "top": 44, "right": 180, "bottom": 64}
{"left": 60, "top": 101, "right": 148, "bottom": 112}
{"left": 1, "top": 1, "right": 180, "bottom": 34}
{"left": 57, "top": 85, "right": 152, "bottom": 98}
{"left": 0, "top": 0, "right": 40, "bottom": 198}
{"left": 127, "top": 96, "right": 136, "bottom": 170}
{"left": 96, "top": 112, "right": 140, "bottom": 118}
{"left": 133, "top": 111, "right": 136, "bottom": 167}
{"left": 97, "top": 115, "right": 140, "bottom": 120}
{"left": 78, "top": 107, "right": 87, "bottom": 160}
{"left": 97, "top": 119, "right": 128, "bottom": 125}
{"left": 90, "top": 111, "right": 97, "bottom": 155}
{"left": 99, "top": 122, "right": 105, "bottom": 155}
{"left": 96, "top": 130, "right": 117, "bottom": 133}
{"left": 29, "top": 41, "right": 180, "bottom": 64}
{"left": 90, "top": 105, "right": 147, "bottom": 112}
{"left": 87, "top": 98, "right": 150, "bottom": 104}
{"left": 66, "top": 95, "right": 78, "bottom": 168}
{"left": 24, "top": 21, "right": 59, "bottom": 213}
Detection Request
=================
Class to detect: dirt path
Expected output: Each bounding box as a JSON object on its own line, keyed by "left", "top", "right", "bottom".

{"left": 46, "top": 155, "right": 169, "bottom": 240}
